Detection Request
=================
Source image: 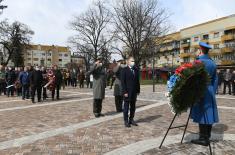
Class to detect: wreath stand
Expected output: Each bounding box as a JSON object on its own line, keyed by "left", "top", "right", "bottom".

{"left": 159, "top": 107, "right": 212, "bottom": 155}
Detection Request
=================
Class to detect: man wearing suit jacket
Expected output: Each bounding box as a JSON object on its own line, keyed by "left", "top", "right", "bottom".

{"left": 121, "top": 56, "right": 140, "bottom": 127}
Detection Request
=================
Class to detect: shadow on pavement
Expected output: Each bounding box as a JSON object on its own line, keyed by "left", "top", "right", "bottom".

{"left": 136, "top": 115, "right": 162, "bottom": 123}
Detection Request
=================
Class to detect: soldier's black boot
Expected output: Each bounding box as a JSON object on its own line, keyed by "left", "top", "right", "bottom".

{"left": 191, "top": 124, "right": 209, "bottom": 146}
{"left": 207, "top": 124, "right": 212, "bottom": 139}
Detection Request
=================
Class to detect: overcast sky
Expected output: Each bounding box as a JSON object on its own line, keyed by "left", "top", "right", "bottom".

{"left": 1, "top": 0, "right": 235, "bottom": 46}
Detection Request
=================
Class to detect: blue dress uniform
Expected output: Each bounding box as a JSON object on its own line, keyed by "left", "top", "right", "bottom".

{"left": 191, "top": 54, "right": 219, "bottom": 124}
{"left": 191, "top": 42, "right": 219, "bottom": 146}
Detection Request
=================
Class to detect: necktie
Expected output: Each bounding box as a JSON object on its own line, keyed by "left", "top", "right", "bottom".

{"left": 131, "top": 68, "right": 135, "bottom": 76}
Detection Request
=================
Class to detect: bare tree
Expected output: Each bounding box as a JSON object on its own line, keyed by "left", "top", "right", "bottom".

{"left": 113, "top": 0, "right": 170, "bottom": 66}
{"left": 0, "top": 19, "right": 34, "bottom": 66}
{"left": 69, "top": 1, "right": 113, "bottom": 63}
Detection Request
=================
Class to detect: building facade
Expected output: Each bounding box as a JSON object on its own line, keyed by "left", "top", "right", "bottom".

{"left": 24, "top": 44, "right": 71, "bottom": 68}
{"left": 71, "top": 52, "right": 86, "bottom": 70}
{"left": 157, "top": 14, "right": 235, "bottom": 68}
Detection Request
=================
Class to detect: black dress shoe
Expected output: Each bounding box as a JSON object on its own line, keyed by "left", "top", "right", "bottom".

{"left": 99, "top": 113, "right": 105, "bottom": 117}
{"left": 191, "top": 138, "right": 209, "bottom": 146}
{"left": 94, "top": 113, "right": 100, "bottom": 118}
{"left": 129, "top": 120, "right": 138, "bottom": 126}
{"left": 125, "top": 122, "right": 131, "bottom": 128}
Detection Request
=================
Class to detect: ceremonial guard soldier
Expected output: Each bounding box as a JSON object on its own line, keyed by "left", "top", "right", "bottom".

{"left": 191, "top": 42, "right": 219, "bottom": 146}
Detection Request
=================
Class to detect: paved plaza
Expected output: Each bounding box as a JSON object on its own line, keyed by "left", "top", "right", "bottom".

{"left": 0, "top": 85, "right": 234, "bottom": 155}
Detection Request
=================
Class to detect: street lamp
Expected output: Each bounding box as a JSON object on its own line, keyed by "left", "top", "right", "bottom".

{"left": 171, "top": 53, "right": 175, "bottom": 72}
{"left": 0, "top": 0, "right": 7, "bottom": 14}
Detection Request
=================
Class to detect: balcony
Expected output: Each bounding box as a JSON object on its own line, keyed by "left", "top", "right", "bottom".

{"left": 221, "top": 60, "right": 235, "bottom": 65}
{"left": 160, "top": 46, "right": 173, "bottom": 52}
{"left": 180, "top": 53, "right": 191, "bottom": 58}
{"left": 221, "top": 47, "right": 235, "bottom": 54}
{"left": 221, "top": 34, "right": 235, "bottom": 42}
{"left": 201, "top": 38, "right": 209, "bottom": 43}
{"left": 181, "top": 43, "right": 190, "bottom": 48}
{"left": 209, "top": 50, "right": 220, "bottom": 56}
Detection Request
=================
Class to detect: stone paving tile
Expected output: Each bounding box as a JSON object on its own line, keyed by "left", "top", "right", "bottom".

{"left": 216, "top": 98, "right": 235, "bottom": 107}
{"left": 142, "top": 140, "right": 235, "bottom": 155}
{"left": 0, "top": 85, "right": 234, "bottom": 155}
{"left": 0, "top": 94, "right": 92, "bottom": 109}
{"left": 1, "top": 101, "right": 234, "bottom": 155}
{"left": 0, "top": 97, "right": 153, "bottom": 142}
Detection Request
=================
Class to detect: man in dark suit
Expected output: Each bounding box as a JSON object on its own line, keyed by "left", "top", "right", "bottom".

{"left": 121, "top": 56, "right": 140, "bottom": 127}
{"left": 30, "top": 66, "right": 43, "bottom": 103}
{"left": 52, "top": 65, "right": 63, "bottom": 100}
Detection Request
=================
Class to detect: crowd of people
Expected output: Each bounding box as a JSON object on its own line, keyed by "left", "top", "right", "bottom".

{"left": 217, "top": 69, "right": 235, "bottom": 95}
{"left": 0, "top": 65, "right": 94, "bottom": 103}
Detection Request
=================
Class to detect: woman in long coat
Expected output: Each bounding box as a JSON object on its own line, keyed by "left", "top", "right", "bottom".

{"left": 90, "top": 57, "right": 106, "bottom": 117}
{"left": 191, "top": 42, "right": 219, "bottom": 146}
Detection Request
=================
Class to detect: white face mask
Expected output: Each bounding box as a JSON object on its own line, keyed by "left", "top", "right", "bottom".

{"left": 99, "top": 63, "right": 103, "bottom": 66}
{"left": 130, "top": 62, "right": 135, "bottom": 67}
{"left": 121, "top": 64, "right": 127, "bottom": 68}
{"left": 35, "top": 67, "right": 39, "bottom": 71}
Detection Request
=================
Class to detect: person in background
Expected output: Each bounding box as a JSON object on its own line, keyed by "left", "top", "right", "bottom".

{"left": 90, "top": 73, "right": 93, "bottom": 89}
{"left": 41, "top": 67, "right": 48, "bottom": 100}
{"left": 109, "top": 72, "right": 116, "bottom": 89}
{"left": 113, "top": 60, "right": 125, "bottom": 112}
{"left": 65, "top": 70, "right": 70, "bottom": 86}
{"left": 79, "top": 70, "right": 85, "bottom": 88}
{"left": 121, "top": 56, "right": 140, "bottom": 127}
{"left": 53, "top": 65, "right": 63, "bottom": 100}
{"left": 216, "top": 70, "right": 223, "bottom": 94}
{"left": 19, "top": 66, "right": 30, "bottom": 100}
{"left": 232, "top": 70, "right": 235, "bottom": 96}
{"left": 85, "top": 72, "right": 90, "bottom": 88}
{"left": 223, "top": 69, "right": 232, "bottom": 95}
{"left": 90, "top": 57, "right": 106, "bottom": 118}
{"left": 15, "top": 67, "right": 23, "bottom": 96}
{"left": 30, "top": 66, "right": 43, "bottom": 103}
{"left": 0, "top": 65, "right": 6, "bottom": 96}
{"left": 6, "top": 67, "right": 16, "bottom": 97}
{"left": 71, "top": 69, "right": 77, "bottom": 87}
{"left": 62, "top": 69, "right": 66, "bottom": 90}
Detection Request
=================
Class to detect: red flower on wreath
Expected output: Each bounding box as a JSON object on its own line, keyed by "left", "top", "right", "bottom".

{"left": 193, "top": 60, "right": 202, "bottom": 65}
{"left": 175, "top": 62, "right": 193, "bottom": 75}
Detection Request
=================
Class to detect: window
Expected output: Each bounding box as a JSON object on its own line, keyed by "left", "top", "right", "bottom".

{"left": 59, "top": 54, "right": 63, "bottom": 56}
{"left": 184, "top": 49, "right": 190, "bottom": 53}
{"left": 214, "top": 44, "right": 219, "bottom": 49}
{"left": 33, "top": 58, "right": 39, "bottom": 61}
{"left": 59, "top": 59, "right": 62, "bottom": 62}
{"left": 47, "top": 53, "right": 52, "bottom": 56}
{"left": 47, "top": 59, "right": 51, "bottom": 61}
{"left": 194, "top": 36, "right": 199, "bottom": 42}
{"left": 183, "top": 57, "right": 190, "bottom": 63}
{"left": 42, "top": 53, "right": 45, "bottom": 56}
{"left": 203, "top": 34, "right": 209, "bottom": 40}
{"left": 28, "top": 58, "right": 31, "bottom": 60}
{"left": 214, "top": 32, "right": 219, "bottom": 38}
{"left": 64, "top": 54, "right": 68, "bottom": 57}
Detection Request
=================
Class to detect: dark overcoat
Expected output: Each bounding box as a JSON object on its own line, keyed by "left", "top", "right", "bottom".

{"left": 121, "top": 66, "right": 140, "bottom": 101}
{"left": 113, "top": 66, "right": 123, "bottom": 96}
{"left": 90, "top": 64, "right": 106, "bottom": 99}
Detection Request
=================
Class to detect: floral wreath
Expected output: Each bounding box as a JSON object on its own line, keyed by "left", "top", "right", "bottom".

{"left": 167, "top": 60, "right": 211, "bottom": 115}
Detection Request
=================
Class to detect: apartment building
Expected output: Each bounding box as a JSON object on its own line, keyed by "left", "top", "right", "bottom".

{"left": 157, "top": 32, "right": 181, "bottom": 68}
{"left": 24, "top": 44, "right": 71, "bottom": 68}
{"left": 158, "top": 14, "right": 235, "bottom": 68}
